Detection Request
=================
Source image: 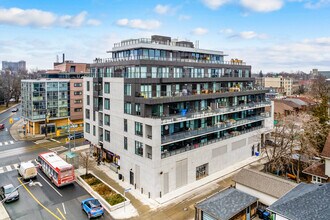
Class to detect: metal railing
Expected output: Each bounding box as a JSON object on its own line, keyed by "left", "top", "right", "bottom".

{"left": 161, "top": 125, "right": 263, "bottom": 159}
{"left": 161, "top": 115, "right": 269, "bottom": 144}
{"left": 160, "top": 101, "right": 271, "bottom": 123}
{"left": 93, "top": 55, "right": 246, "bottom": 66}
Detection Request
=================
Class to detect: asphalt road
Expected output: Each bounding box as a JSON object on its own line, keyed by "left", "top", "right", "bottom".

{"left": 1, "top": 169, "right": 112, "bottom": 220}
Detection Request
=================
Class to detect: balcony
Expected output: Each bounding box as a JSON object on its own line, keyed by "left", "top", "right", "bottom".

{"left": 161, "top": 125, "right": 263, "bottom": 159}
{"left": 93, "top": 55, "right": 246, "bottom": 66}
{"left": 161, "top": 115, "right": 269, "bottom": 144}
{"left": 161, "top": 101, "right": 271, "bottom": 124}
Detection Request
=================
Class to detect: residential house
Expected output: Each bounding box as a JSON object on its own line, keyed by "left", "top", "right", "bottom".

{"left": 233, "top": 169, "right": 297, "bottom": 206}
{"left": 267, "top": 183, "right": 330, "bottom": 220}
{"left": 303, "top": 132, "right": 330, "bottom": 183}
{"left": 195, "top": 187, "right": 258, "bottom": 220}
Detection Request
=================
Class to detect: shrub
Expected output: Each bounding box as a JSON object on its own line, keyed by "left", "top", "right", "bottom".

{"left": 81, "top": 173, "right": 125, "bottom": 206}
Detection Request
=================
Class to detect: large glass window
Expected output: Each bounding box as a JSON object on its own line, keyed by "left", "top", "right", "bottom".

{"left": 135, "top": 141, "right": 143, "bottom": 157}
{"left": 173, "top": 68, "right": 183, "bottom": 78}
{"left": 105, "top": 130, "right": 110, "bottom": 142}
{"left": 140, "top": 66, "right": 147, "bottom": 78}
{"left": 104, "top": 114, "right": 110, "bottom": 126}
{"left": 85, "top": 109, "right": 90, "bottom": 119}
{"left": 124, "top": 84, "right": 131, "bottom": 96}
{"left": 135, "top": 122, "right": 143, "bottom": 136}
{"left": 85, "top": 123, "right": 90, "bottom": 133}
{"left": 124, "top": 119, "right": 128, "bottom": 132}
{"left": 124, "top": 103, "right": 131, "bottom": 114}
{"left": 124, "top": 137, "right": 128, "bottom": 150}
{"left": 104, "top": 98, "right": 110, "bottom": 110}
{"left": 104, "top": 82, "right": 110, "bottom": 94}
{"left": 141, "top": 84, "right": 152, "bottom": 98}
{"left": 87, "top": 95, "right": 90, "bottom": 105}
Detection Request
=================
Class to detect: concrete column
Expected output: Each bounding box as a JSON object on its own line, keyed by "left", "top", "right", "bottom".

{"left": 33, "top": 122, "right": 35, "bottom": 135}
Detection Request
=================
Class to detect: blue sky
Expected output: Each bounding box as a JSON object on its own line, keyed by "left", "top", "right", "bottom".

{"left": 0, "top": 0, "right": 330, "bottom": 73}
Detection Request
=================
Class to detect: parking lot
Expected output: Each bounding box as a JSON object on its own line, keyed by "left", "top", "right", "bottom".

{"left": 1, "top": 168, "right": 112, "bottom": 220}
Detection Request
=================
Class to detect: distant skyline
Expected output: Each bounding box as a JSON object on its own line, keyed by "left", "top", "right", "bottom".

{"left": 0, "top": 0, "right": 330, "bottom": 73}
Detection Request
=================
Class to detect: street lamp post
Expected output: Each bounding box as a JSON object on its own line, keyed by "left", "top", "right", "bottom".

{"left": 123, "top": 188, "right": 131, "bottom": 212}
{"left": 1, "top": 180, "right": 39, "bottom": 203}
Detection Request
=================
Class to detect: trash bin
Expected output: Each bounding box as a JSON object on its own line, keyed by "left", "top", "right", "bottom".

{"left": 118, "top": 173, "right": 122, "bottom": 180}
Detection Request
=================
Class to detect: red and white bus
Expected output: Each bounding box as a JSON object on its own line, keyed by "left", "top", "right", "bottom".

{"left": 37, "top": 152, "right": 75, "bottom": 187}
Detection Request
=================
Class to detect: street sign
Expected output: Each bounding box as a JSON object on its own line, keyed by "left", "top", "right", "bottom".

{"left": 124, "top": 188, "right": 131, "bottom": 192}
{"left": 13, "top": 117, "right": 20, "bottom": 121}
{"left": 9, "top": 118, "right": 13, "bottom": 124}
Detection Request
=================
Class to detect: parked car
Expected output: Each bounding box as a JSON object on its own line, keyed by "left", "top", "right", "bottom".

{"left": 81, "top": 198, "right": 104, "bottom": 219}
{"left": 0, "top": 184, "right": 19, "bottom": 203}
{"left": 68, "top": 132, "right": 84, "bottom": 140}
{"left": 11, "top": 108, "right": 18, "bottom": 112}
{"left": 18, "top": 161, "right": 38, "bottom": 180}
{"left": 0, "top": 124, "right": 4, "bottom": 130}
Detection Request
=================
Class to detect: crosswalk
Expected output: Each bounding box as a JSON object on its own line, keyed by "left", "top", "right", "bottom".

{"left": 0, "top": 140, "right": 15, "bottom": 146}
{"left": 34, "top": 139, "right": 62, "bottom": 145}
{"left": 0, "top": 160, "right": 38, "bottom": 174}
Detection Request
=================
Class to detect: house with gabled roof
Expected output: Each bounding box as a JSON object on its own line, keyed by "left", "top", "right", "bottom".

{"left": 303, "top": 132, "right": 330, "bottom": 183}
{"left": 232, "top": 169, "right": 297, "bottom": 206}
{"left": 267, "top": 183, "right": 330, "bottom": 220}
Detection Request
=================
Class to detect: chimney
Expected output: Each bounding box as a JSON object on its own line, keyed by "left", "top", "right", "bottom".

{"left": 62, "top": 53, "right": 65, "bottom": 63}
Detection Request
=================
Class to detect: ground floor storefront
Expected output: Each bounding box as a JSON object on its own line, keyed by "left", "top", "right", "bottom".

{"left": 24, "top": 118, "right": 84, "bottom": 136}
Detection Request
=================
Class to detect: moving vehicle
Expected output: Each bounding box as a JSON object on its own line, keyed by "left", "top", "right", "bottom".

{"left": 18, "top": 161, "right": 37, "bottom": 180}
{"left": 0, "top": 124, "right": 4, "bottom": 130}
{"left": 11, "top": 108, "right": 18, "bottom": 112}
{"left": 81, "top": 198, "right": 104, "bottom": 219}
{"left": 68, "top": 132, "right": 84, "bottom": 140}
{"left": 37, "top": 152, "right": 75, "bottom": 187}
{"left": 0, "top": 184, "right": 19, "bottom": 203}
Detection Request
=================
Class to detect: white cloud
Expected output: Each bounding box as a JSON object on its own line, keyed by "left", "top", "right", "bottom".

{"left": 237, "top": 31, "right": 268, "bottom": 39}
{"left": 178, "top": 15, "right": 191, "bottom": 21}
{"left": 220, "top": 28, "right": 234, "bottom": 34}
{"left": 304, "top": 0, "right": 330, "bottom": 9}
{"left": 116, "top": 18, "right": 161, "bottom": 30}
{"left": 154, "top": 4, "right": 170, "bottom": 14}
{"left": 191, "top": 27, "right": 208, "bottom": 35}
{"left": 225, "top": 37, "right": 330, "bottom": 72}
{"left": 201, "top": 0, "right": 231, "bottom": 10}
{"left": 87, "top": 19, "right": 101, "bottom": 26}
{"left": 240, "top": 0, "right": 284, "bottom": 12}
{"left": 0, "top": 7, "right": 99, "bottom": 28}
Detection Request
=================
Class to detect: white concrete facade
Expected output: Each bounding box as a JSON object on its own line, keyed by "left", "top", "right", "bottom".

{"left": 83, "top": 76, "right": 274, "bottom": 199}
{"left": 236, "top": 183, "right": 277, "bottom": 206}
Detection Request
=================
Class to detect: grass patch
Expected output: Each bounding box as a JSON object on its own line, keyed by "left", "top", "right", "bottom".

{"left": 0, "top": 102, "right": 18, "bottom": 112}
{"left": 81, "top": 173, "right": 125, "bottom": 206}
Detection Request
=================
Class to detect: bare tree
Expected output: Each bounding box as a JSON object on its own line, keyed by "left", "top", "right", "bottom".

{"left": 0, "top": 71, "right": 14, "bottom": 107}
{"left": 80, "top": 151, "right": 95, "bottom": 176}
{"left": 264, "top": 114, "right": 322, "bottom": 182}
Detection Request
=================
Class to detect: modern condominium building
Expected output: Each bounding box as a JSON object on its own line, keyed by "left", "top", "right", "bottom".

{"left": 84, "top": 35, "right": 274, "bottom": 199}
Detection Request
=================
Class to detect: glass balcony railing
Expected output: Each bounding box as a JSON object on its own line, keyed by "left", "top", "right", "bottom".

{"left": 161, "top": 101, "right": 271, "bottom": 123}
{"left": 136, "top": 87, "right": 266, "bottom": 100}
{"left": 161, "top": 125, "right": 263, "bottom": 159}
{"left": 93, "top": 55, "right": 246, "bottom": 66}
{"left": 161, "top": 115, "right": 269, "bottom": 144}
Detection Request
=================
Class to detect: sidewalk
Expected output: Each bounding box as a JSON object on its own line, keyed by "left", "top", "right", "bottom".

{"left": 67, "top": 145, "right": 265, "bottom": 219}
{"left": 0, "top": 103, "right": 19, "bottom": 115}
{"left": 0, "top": 203, "right": 11, "bottom": 220}
{"left": 10, "top": 119, "right": 44, "bottom": 141}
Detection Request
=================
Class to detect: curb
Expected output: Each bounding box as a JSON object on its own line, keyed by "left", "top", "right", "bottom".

{"left": 76, "top": 171, "right": 130, "bottom": 213}
{"left": 0, "top": 202, "right": 11, "bottom": 220}
{"left": 0, "top": 103, "right": 20, "bottom": 115}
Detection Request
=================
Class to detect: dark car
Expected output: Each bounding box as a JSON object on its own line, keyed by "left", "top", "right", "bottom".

{"left": 0, "top": 124, "right": 4, "bottom": 130}
{"left": 68, "top": 132, "right": 84, "bottom": 140}
{"left": 11, "top": 108, "right": 18, "bottom": 112}
{"left": 81, "top": 198, "right": 104, "bottom": 219}
{"left": 0, "top": 184, "right": 19, "bottom": 203}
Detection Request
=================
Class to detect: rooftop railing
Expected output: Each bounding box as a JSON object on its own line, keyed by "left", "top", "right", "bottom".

{"left": 93, "top": 56, "right": 246, "bottom": 65}
{"left": 161, "top": 125, "right": 263, "bottom": 159}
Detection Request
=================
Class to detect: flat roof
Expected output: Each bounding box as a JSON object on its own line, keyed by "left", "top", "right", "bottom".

{"left": 40, "top": 152, "right": 72, "bottom": 170}
{"left": 22, "top": 78, "right": 70, "bottom": 82}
